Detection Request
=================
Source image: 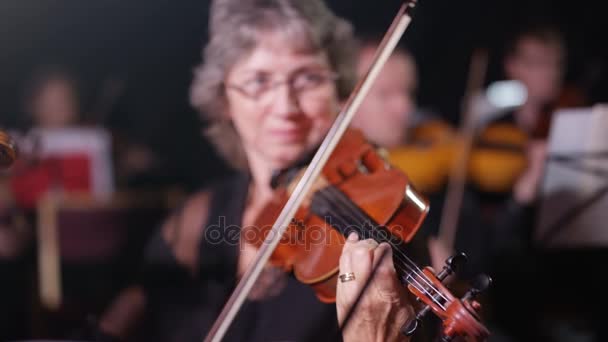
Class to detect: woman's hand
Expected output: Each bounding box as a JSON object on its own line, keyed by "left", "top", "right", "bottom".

{"left": 336, "top": 232, "right": 414, "bottom": 342}
{"left": 513, "top": 139, "right": 547, "bottom": 204}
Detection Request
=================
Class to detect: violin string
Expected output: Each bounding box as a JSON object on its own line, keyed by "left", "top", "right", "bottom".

{"left": 362, "top": 227, "right": 448, "bottom": 310}
{"left": 323, "top": 187, "right": 451, "bottom": 307}
{"left": 371, "top": 233, "right": 448, "bottom": 311}
{"left": 317, "top": 187, "right": 438, "bottom": 287}
{"left": 317, "top": 188, "right": 449, "bottom": 308}
{"left": 324, "top": 204, "right": 448, "bottom": 311}
{"left": 320, "top": 187, "right": 444, "bottom": 292}
{"left": 319, "top": 202, "right": 443, "bottom": 309}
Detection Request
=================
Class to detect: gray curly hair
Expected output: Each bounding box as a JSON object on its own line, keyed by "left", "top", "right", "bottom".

{"left": 190, "top": 0, "right": 358, "bottom": 170}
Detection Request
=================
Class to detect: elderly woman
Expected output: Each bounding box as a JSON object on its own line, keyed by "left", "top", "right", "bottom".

{"left": 100, "top": 0, "right": 415, "bottom": 341}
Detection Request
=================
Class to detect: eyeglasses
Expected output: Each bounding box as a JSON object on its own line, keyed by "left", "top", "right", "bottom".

{"left": 225, "top": 69, "right": 339, "bottom": 102}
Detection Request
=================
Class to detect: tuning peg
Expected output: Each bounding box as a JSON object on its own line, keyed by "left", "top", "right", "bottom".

{"left": 401, "top": 316, "right": 420, "bottom": 337}
{"left": 401, "top": 304, "right": 432, "bottom": 337}
{"left": 436, "top": 252, "right": 467, "bottom": 282}
{"left": 463, "top": 274, "right": 492, "bottom": 301}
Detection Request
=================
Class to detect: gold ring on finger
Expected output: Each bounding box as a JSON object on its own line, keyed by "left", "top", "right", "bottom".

{"left": 339, "top": 272, "right": 356, "bottom": 283}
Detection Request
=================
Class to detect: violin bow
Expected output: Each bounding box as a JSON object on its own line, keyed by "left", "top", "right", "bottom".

{"left": 436, "top": 49, "right": 488, "bottom": 257}
{"left": 203, "top": 2, "right": 418, "bottom": 341}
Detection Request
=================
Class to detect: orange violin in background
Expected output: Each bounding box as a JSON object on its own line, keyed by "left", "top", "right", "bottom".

{"left": 467, "top": 123, "right": 528, "bottom": 193}
{"left": 387, "top": 78, "right": 588, "bottom": 196}
{"left": 387, "top": 119, "right": 455, "bottom": 194}
{"left": 387, "top": 119, "right": 528, "bottom": 195}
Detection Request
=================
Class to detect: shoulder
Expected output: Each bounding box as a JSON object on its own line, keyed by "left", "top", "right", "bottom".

{"left": 160, "top": 190, "right": 213, "bottom": 272}
{"left": 158, "top": 173, "right": 248, "bottom": 272}
{"left": 162, "top": 191, "right": 212, "bottom": 238}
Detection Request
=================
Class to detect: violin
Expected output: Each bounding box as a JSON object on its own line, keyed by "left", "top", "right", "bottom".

{"left": 387, "top": 119, "right": 456, "bottom": 194}
{"left": 247, "top": 128, "right": 490, "bottom": 338}
{"left": 0, "top": 130, "right": 17, "bottom": 170}
{"left": 246, "top": 128, "right": 430, "bottom": 302}
{"left": 468, "top": 83, "right": 587, "bottom": 193}
{"left": 388, "top": 84, "right": 587, "bottom": 196}
{"left": 388, "top": 120, "right": 529, "bottom": 194}
{"left": 204, "top": 2, "right": 490, "bottom": 342}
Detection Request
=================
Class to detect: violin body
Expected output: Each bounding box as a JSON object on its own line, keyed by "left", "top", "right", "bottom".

{"left": 244, "top": 129, "right": 429, "bottom": 302}
{"left": 469, "top": 123, "right": 528, "bottom": 193}
{"left": 388, "top": 119, "right": 454, "bottom": 194}
{"left": 388, "top": 84, "right": 589, "bottom": 196}
{"left": 0, "top": 130, "right": 17, "bottom": 169}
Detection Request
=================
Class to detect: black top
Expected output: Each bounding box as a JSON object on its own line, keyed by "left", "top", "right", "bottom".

{"left": 141, "top": 173, "right": 340, "bottom": 342}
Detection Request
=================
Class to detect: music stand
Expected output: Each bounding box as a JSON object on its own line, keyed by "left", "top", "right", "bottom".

{"left": 535, "top": 104, "right": 608, "bottom": 248}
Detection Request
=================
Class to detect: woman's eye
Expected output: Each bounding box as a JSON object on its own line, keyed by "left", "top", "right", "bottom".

{"left": 294, "top": 72, "right": 324, "bottom": 88}
{"left": 241, "top": 74, "right": 272, "bottom": 96}
{"left": 251, "top": 74, "right": 271, "bottom": 86}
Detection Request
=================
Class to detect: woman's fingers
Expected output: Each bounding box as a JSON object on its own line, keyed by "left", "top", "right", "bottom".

{"left": 337, "top": 233, "right": 378, "bottom": 321}
{"left": 371, "top": 243, "right": 403, "bottom": 303}
{"left": 337, "top": 234, "right": 415, "bottom": 341}
{"left": 336, "top": 233, "right": 378, "bottom": 323}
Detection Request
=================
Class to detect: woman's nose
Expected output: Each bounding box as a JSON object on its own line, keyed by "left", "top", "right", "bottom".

{"left": 272, "top": 83, "right": 302, "bottom": 118}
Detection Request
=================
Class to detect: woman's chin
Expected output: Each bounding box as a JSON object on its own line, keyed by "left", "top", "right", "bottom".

{"left": 267, "top": 145, "right": 311, "bottom": 170}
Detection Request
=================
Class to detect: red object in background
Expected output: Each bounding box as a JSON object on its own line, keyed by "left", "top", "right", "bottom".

{"left": 10, "top": 154, "right": 91, "bottom": 209}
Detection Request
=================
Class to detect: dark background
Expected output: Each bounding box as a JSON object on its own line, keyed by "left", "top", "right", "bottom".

{"left": 1, "top": 0, "right": 607, "bottom": 188}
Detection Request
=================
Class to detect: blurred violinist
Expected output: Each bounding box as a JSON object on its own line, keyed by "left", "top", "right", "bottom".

{"left": 502, "top": 27, "right": 565, "bottom": 136}
{"left": 352, "top": 36, "right": 453, "bottom": 195}
{"left": 481, "top": 26, "right": 584, "bottom": 229}
{"left": 98, "top": 1, "right": 416, "bottom": 341}
{"left": 464, "top": 26, "right": 588, "bottom": 341}
{"left": 498, "top": 26, "right": 572, "bottom": 205}
{"left": 351, "top": 36, "right": 418, "bottom": 149}
{"left": 440, "top": 27, "right": 574, "bottom": 278}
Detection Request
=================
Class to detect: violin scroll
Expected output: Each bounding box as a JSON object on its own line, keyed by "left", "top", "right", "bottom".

{"left": 402, "top": 254, "right": 490, "bottom": 341}
{"left": 0, "top": 130, "right": 17, "bottom": 170}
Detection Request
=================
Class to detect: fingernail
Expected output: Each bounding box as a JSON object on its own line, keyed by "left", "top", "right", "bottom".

{"left": 347, "top": 232, "right": 358, "bottom": 241}
{"left": 379, "top": 242, "right": 392, "bottom": 252}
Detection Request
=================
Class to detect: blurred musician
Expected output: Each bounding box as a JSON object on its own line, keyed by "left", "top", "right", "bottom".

{"left": 465, "top": 26, "right": 587, "bottom": 341}
{"left": 9, "top": 68, "right": 114, "bottom": 209}
{"left": 352, "top": 36, "right": 453, "bottom": 196}
{"left": 352, "top": 36, "right": 418, "bottom": 149}
{"left": 480, "top": 26, "right": 577, "bottom": 251}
